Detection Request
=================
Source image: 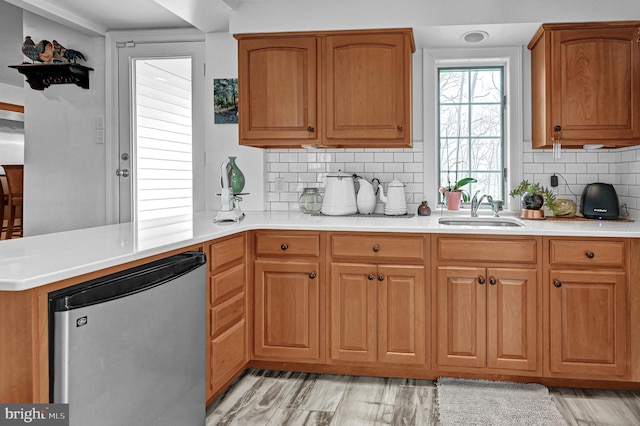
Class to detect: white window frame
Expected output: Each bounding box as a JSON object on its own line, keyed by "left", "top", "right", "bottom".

{"left": 424, "top": 47, "right": 523, "bottom": 211}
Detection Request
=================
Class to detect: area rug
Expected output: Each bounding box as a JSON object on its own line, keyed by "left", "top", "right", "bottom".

{"left": 436, "top": 377, "right": 568, "bottom": 426}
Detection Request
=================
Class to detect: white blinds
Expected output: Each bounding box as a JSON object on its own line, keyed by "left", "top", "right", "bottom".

{"left": 134, "top": 58, "right": 192, "bottom": 221}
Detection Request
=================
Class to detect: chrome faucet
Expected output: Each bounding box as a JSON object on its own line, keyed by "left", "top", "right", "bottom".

{"left": 471, "top": 191, "right": 493, "bottom": 217}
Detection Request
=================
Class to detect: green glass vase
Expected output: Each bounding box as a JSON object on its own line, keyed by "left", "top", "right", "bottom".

{"left": 226, "top": 156, "right": 245, "bottom": 194}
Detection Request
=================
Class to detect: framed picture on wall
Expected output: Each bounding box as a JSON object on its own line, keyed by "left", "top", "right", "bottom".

{"left": 213, "top": 78, "right": 238, "bottom": 124}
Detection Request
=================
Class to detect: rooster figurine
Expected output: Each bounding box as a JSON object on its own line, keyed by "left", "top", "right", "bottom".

{"left": 21, "top": 36, "right": 39, "bottom": 63}
{"left": 52, "top": 40, "right": 86, "bottom": 64}
{"left": 35, "top": 39, "right": 54, "bottom": 63}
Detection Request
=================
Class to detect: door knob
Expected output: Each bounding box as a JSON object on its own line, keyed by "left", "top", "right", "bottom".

{"left": 116, "top": 168, "right": 129, "bottom": 177}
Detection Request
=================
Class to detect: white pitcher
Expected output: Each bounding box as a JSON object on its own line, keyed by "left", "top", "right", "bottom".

{"left": 356, "top": 177, "right": 377, "bottom": 214}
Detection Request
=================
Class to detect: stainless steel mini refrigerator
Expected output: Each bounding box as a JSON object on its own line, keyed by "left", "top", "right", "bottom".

{"left": 49, "top": 251, "right": 206, "bottom": 426}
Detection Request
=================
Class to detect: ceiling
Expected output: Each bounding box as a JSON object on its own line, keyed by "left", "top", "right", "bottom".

{"left": 4, "top": 0, "right": 639, "bottom": 49}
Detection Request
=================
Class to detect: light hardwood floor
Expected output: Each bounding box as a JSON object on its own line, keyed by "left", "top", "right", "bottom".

{"left": 206, "top": 369, "right": 640, "bottom": 426}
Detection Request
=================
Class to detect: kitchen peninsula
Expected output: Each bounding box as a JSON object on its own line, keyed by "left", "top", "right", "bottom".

{"left": 1, "top": 210, "right": 639, "bottom": 404}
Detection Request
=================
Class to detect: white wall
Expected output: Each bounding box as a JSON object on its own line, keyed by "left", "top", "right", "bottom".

{"left": 205, "top": 32, "right": 264, "bottom": 212}
{"left": 0, "top": 0, "right": 24, "bottom": 88}
{"left": 23, "top": 11, "right": 106, "bottom": 235}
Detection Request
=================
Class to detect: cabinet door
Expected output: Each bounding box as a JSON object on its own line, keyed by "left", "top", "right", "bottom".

{"left": 238, "top": 37, "right": 318, "bottom": 144}
{"left": 551, "top": 26, "right": 640, "bottom": 144}
{"left": 324, "top": 33, "right": 411, "bottom": 146}
{"left": 486, "top": 268, "right": 538, "bottom": 372}
{"left": 377, "top": 265, "right": 426, "bottom": 366}
{"left": 254, "top": 260, "right": 321, "bottom": 362}
{"left": 329, "top": 263, "right": 377, "bottom": 363}
{"left": 548, "top": 270, "right": 628, "bottom": 377}
{"left": 435, "top": 266, "right": 486, "bottom": 368}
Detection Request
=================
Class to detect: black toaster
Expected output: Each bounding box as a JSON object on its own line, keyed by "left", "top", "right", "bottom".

{"left": 580, "top": 183, "right": 619, "bottom": 220}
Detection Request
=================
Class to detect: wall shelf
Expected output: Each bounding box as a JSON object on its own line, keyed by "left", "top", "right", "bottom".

{"left": 8, "top": 63, "right": 93, "bottom": 91}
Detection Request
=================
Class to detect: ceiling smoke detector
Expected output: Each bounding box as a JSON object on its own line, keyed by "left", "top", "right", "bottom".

{"left": 461, "top": 30, "right": 489, "bottom": 43}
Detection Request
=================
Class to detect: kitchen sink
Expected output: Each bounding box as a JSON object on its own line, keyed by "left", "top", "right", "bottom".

{"left": 438, "top": 217, "right": 524, "bottom": 227}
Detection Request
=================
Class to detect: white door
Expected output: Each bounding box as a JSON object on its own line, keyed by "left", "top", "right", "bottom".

{"left": 116, "top": 41, "right": 204, "bottom": 223}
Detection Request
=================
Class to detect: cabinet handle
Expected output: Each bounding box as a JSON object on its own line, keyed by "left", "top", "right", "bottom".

{"left": 368, "top": 273, "right": 375, "bottom": 281}
{"left": 309, "top": 272, "right": 316, "bottom": 279}
{"left": 553, "top": 280, "right": 562, "bottom": 288}
{"left": 397, "top": 125, "right": 403, "bottom": 131}
{"left": 585, "top": 251, "right": 595, "bottom": 259}
{"left": 378, "top": 274, "right": 385, "bottom": 281}
{"left": 478, "top": 276, "right": 485, "bottom": 285}
{"left": 372, "top": 244, "right": 380, "bottom": 252}
{"left": 280, "top": 243, "right": 288, "bottom": 250}
{"left": 307, "top": 126, "right": 315, "bottom": 133}
{"left": 489, "top": 277, "right": 497, "bottom": 285}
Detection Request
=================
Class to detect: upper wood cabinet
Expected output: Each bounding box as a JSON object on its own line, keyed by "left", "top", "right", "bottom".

{"left": 235, "top": 28, "right": 415, "bottom": 148}
{"left": 528, "top": 21, "right": 640, "bottom": 148}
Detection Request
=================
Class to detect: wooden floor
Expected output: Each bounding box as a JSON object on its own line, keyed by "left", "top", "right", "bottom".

{"left": 206, "top": 369, "right": 640, "bottom": 426}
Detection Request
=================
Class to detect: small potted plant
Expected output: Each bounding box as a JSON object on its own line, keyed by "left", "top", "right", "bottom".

{"left": 439, "top": 177, "right": 477, "bottom": 211}
{"left": 509, "top": 180, "right": 557, "bottom": 218}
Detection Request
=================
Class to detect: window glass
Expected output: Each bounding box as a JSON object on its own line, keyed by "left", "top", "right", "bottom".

{"left": 438, "top": 67, "right": 504, "bottom": 203}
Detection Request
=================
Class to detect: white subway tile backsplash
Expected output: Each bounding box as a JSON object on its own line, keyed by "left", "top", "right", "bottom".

{"left": 265, "top": 140, "right": 640, "bottom": 217}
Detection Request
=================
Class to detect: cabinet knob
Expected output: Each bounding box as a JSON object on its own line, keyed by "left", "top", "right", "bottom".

{"left": 309, "top": 272, "right": 316, "bottom": 279}
{"left": 397, "top": 125, "right": 403, "bottom": 131}
{"left": 368, "top": 273, "right": 375, "bottom": 281}
{"left": 372, "top": 244, "right": 380, "bottom": 252}
{"left": 554, "top": 125, "right": 562, "bottom": 132}
{"left": 478, "top": 276, "right": 486, "bottom": 285}
{"left": 378, "top": 274, "right": 385, "bottom": 281}
{"left": 489, "top": 277, "right": 497, "bottom": 285}
{"left": 307, "top": 126, "right": 315, "bottom": 133}
{"left": 585, "top": 251, "right": 595, "bottom": 259}
{"left": 280, "top": 243, "right": 288, "bottom": 250}
{"left": 553, "top": 280, "right": 562, "bottom": 288}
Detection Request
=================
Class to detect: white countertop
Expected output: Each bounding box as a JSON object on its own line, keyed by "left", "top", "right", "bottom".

{"left": 1, "top": 209, "right": 638, "bottom": 291}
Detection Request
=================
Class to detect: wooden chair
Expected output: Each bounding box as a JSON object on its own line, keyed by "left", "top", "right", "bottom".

{"left": 0, "top": 175, "right": 7, "bottom": 239}
{"left": 2, "top": 165, "right": 23, "bottom": 239}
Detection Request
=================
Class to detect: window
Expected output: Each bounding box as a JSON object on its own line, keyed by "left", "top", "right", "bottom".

{"left": 438, "top": 67, "right": 504, "bottom": 202}
{"left": 424, "top": 48, "right": 523, "bottom": 210}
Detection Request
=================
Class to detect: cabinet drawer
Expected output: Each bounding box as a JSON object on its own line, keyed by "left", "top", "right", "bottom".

{"left": 549, "top": 239, "right": 626, "bottom": 267}
{"left": 330, "top": 234, "right": 425, "bottom": 261}
{"left": 211, "top": 263, "right": 245, "bottom": 305}
{"left": 255, "top": 232, "right": 320, "bottom": 257}
{"left": 209, "top": 234, "right": 245, "bottom": 274}
{"left": 210, "top": 320, "right": 246, "bottom": 393}
{"left": 437, "top": 237, "right": 537, "bottom": 264}
{"left": 211, "top": 292, "right": 244, "bottom": 337}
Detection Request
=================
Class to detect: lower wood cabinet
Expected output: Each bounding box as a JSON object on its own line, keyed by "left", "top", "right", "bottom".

{"left": 434, "top": 236, "right": 541, "bottom": 375}
{"left": 435, "top": 266, "right": 538, "bottom": 372}
{"left": 545, "top": 237, "right": 630, "bottom": 379}
{"left": 329, "top": 263, "right": 426, "bottom": 366}
{"left": 253, "top": 259, "right": 321, "bottom": 362}
{"left": 206, "top": 234, "right": 248, "bottom": 401}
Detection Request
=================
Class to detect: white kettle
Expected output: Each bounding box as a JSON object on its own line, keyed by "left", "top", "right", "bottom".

{"left": 321, "top": 172, "right": 358, "bottom": 215}
{"left": 379, "top": 179, "right": 408, "bottom": 215}
{"left": 356, "top": 177, "right": 377, "bottom": 215}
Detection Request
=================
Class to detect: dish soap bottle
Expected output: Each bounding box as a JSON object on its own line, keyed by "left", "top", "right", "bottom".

{"left": 417, "top": 199, "right": 431, "bottom": 216}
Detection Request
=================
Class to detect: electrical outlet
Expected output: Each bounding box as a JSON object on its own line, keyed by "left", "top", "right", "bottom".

{"left": 275, "top": 177, "right": 284, "bottom": 192}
